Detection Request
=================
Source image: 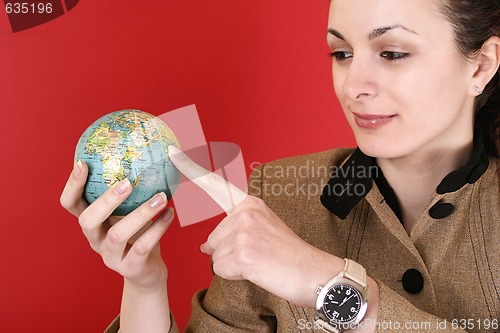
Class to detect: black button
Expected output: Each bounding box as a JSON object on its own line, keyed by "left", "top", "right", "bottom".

{"left": 428, "top": 201, "right": 454, "bottom": 219}
{"left": 402, "top": 269, "right": 424, "bottom": 294}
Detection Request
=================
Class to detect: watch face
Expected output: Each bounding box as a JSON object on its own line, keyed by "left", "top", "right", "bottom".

{"left": 323, "top": 284, "right": 362, "bottom": 324}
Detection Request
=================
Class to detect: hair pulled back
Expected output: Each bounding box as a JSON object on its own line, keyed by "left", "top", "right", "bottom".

{"left": 439, "top": 0, "right": 500, "bottom": 157}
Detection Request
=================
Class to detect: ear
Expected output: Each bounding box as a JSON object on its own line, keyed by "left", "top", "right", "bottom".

{"left": 471, "top": 36, "right": 500, "bottom": 95}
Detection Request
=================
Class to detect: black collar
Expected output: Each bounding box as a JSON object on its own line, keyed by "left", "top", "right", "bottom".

{"left": 320, "top": 136, "right": 489, "bottom": 220}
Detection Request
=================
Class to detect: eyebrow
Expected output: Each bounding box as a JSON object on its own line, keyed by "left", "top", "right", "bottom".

{"left": 327, "top": 25, "right": 418, "bottom": 41}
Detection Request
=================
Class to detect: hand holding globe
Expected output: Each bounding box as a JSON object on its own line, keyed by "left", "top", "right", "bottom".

{"left": 60, "top": 109, "right": 182, "bottom": 294}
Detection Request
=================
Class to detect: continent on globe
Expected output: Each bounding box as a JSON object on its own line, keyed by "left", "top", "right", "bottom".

{"left": 75, "top": 109, "right": 181, "bottom": 216}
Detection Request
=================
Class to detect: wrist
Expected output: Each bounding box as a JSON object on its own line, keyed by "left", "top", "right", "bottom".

{"left": 122, "top": 262, "right": 168, "bottom": 293}
{"left": 345, "top": 277, "right": 379, "bottom": 333}
{"left": 358, "top": 276, "right": 379, "bottom": 332}
{"left": 304, "top": 250, "right": 346, "bottom": 308}
{"left": 124, "top": 276, "right": 168, "bottom": 296}
{"left": 121, "top": 278, "right": 171, "bottom": 333}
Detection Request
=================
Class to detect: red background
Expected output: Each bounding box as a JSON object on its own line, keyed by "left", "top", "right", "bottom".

{"left": 0, "top": 1, "right": 354, "bottom": 332}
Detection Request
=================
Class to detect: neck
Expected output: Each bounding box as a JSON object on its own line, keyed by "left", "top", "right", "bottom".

{"left": 376, "top": 137, "right": 474, "bottom": 234}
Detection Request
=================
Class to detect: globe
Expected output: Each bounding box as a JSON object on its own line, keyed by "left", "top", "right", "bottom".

{"left": 75, "top": 109, "right": 181, "bottom": 216}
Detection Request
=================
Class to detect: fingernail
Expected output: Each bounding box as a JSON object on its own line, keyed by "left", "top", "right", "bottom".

{"left": 162, "top": 207, "right": 174, "bottom": 220}
{"left": 73, "top": 160, "right": 82, "bottom": 176}
{"left": 150, "top": 192, "right": 167, "bottom": 208}
{"left": 113, "top": 179, "right": 130, "bottom": 195}
{"left": 168, "top": 145, "right": 184, "bottom": 159}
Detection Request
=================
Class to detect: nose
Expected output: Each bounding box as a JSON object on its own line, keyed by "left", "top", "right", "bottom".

{"left": 342, "top": 56, "right": 378, "bottom": 101}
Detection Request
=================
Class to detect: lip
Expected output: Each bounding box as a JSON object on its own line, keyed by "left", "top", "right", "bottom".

{"left": 352, "top": 112, "right": 397, "bottom": 129}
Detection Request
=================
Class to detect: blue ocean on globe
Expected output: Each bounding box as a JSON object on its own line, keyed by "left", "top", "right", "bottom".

{"left": 74, "top": 109, "right": 181, "bottom": 216}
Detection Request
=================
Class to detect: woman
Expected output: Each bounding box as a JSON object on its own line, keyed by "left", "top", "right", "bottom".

{"left": 61, "top": 0, "right": 499, "bottom": 332}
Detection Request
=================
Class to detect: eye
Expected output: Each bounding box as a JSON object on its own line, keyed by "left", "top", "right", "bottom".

{"left": 328, "top": 51, "right": 353, "bottom": 62}
{"left": 380, "top": 51, "right": 410, "bottom": 61}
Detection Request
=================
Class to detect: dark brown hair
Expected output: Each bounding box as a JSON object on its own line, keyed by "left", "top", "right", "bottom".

{"left": 438, "top": 0, "right": 500, "bottom": 157}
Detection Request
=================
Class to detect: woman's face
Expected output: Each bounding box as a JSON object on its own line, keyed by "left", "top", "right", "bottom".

{"left": 327, "top": 0, "right": 477, "bottom": 159}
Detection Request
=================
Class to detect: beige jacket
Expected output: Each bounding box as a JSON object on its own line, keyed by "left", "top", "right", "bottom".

{"left": 106, "top": 147, "right": 499, "bottom": 332}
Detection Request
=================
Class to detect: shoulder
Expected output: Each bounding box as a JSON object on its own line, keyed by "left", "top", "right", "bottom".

{"left": 250, "top": 148, "right": 355, "bottom": 179}
{"left": 247, "top": 148, "right": 355, "bottom": 199}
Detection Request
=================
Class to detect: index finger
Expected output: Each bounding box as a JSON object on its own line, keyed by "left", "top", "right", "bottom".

{"left": 168, "top": 145, "right": 247, "bottom": 214}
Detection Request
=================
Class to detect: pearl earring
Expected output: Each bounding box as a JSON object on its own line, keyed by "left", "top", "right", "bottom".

{"left": 474, "top": 85, "right": 483, "bottom": 95}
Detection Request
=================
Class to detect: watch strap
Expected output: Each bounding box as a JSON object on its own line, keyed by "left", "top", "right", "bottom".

{"left": 316, "top": 318, "right": 341, "bottom": 333}
{"left": 343, "top": 259, "right": 367, "bottom": 289}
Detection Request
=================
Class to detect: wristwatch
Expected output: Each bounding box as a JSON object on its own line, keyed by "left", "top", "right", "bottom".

{"left": 315, "top": 259, "right": 369, "bottom": 332}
